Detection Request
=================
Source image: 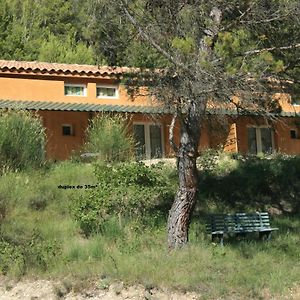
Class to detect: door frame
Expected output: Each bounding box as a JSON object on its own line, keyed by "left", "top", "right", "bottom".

{"left": 247, "top": 125, "right": 275, "bottom": 154}
{"left": 133, "top": 122, "right": 165, "bottom": 159}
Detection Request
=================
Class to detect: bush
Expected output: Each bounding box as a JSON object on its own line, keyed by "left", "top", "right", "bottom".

{"left": 84, "top": 114, "right": 134, "bottom": 162}
{"left": 0, "top": 195, "right": 8, "bottom": 228}
{"left": 198, "top": 152, "right": 300, "bottom": 213}
{"left": 0, "top": 231, "right": 61, "bottom": 275}
{"left": 0, "top": 240, "right": 24, "bottom": 275}
{"left": 71, "top": 161, "right": 175, "bottom": 236}
{"left": 0, "top": 109, "right": 46, "bottom": 171}
{"left": 28, "top": 195, "right": 48, "bottom": 211}
{"left": 197, "top": 148, "right": 239, "bottom": 175}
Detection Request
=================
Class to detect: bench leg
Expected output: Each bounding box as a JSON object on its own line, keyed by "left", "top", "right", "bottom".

{"left": 236, "top": 232, "right": 246, "bottom": 240}
{"left": 259, "top": 231, "right": 271, "bottom": 241}
{"left": 220, "top": 235, "right": 224, "bottom": 246}
{"left": 212, "top": 234, "right": 224, "bottom": 246}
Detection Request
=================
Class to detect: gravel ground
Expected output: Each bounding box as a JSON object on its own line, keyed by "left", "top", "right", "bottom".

{"left": 0, "top": 278, "right": 299, "bottom": 300}
{"left": 0, "top": 278, "right": 198, "bottom": 300}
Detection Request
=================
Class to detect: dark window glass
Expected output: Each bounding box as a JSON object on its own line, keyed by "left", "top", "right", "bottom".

{"left": 97, "top": 87, "right": 117, "bottom": 97}
{"left": 62, "top": 125, "right": 72, "bottom": 136}
{"left": 260, "top": 128, "right": 273, "bottom": 153}
{"left": 290, "top": 130, "right": 297, "bottom": 139}
{"left": 150, "top": 125, "right": 162, "bottom": 158}
{"left": 247, "top": 128, "right": 257, "bottom": 154}
{"left": 293, "top": 100, "right": 300, "bottom": 105}
{"left": 64, "top": 85, "right": 85, "bottom": 96}
{"left": 133, "top": 124, "right": 146, "bottom": 159}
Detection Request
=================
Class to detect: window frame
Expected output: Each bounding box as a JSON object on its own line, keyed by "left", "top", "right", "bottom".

{"left": 290, "top": 91, "right": 300, "bottom": 106}
{"left": 290, "top": 129, "right": 298, "bottom": 139}
{"left": 62, "top": 124, "right": 74, "bottom": 136}
{"left": 64, "top": 83, "right": 87, "bottom": 97}
{"left": 96, "top": 84, "right": 119, "bottom": 99}
{"left": 133, "top": 122, "right": 164, "bottom": 159}
{"left": 292, "top": 101, "right": 300, "bottom": 106}
{"left": 247, "top": 125, "right": 275, "bottom": 154}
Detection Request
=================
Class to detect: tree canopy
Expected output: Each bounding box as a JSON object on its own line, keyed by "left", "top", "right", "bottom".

{"left": 0, "top": 0, "right": 164, "bottom": 66}
{"left": 115, "top": 0, "right": 300, "bottom": 248}
{"left": 1, "top": 0, "right": 298, "bottom": 82}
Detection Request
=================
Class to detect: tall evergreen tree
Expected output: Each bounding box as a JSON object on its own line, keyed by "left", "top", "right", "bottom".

{"left": 117, "top": 0, "right": 300, "bottom": 248}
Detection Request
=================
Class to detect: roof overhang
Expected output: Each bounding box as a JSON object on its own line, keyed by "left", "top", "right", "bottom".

{"left": 0, "top": 99, "right": 299, "bottom": 117}
{"left": 0, "top": 99, "right": 166, "bottom": 114}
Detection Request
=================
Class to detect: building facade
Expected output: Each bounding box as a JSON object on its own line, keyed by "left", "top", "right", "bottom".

{"left": 0, "top": 60, "right": 300, "bottom": 160}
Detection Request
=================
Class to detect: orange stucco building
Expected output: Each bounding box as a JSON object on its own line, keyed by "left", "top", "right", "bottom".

{"left": 0, "top": 59, "right": 300, "bottom": 160}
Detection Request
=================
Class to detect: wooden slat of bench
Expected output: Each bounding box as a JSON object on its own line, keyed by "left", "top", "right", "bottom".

{"left": 209, "top": 221, "right": 234, "bottom": 224}
{"left": 230, "top": 224, "right": 271, "bottom": 229}
{"left": 211, "top": 230, "right": 224, "bottom": 234}
{"left": 258, "top": 227, "right": 279, "bottom": 232}
{"left": 229, "top": 227, "right": 277, "bottom": 232}
{"left": 236, "top": 217, "right": 269, "bottom": 219}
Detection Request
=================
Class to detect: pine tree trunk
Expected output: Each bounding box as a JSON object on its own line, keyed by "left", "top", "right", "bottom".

{"left": 167, "top": 122, "right": 200, "bottom": 249}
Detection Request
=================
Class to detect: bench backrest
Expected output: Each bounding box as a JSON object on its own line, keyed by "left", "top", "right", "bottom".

{"left": 206, "top": 212, "right": 271, "bottom": 233}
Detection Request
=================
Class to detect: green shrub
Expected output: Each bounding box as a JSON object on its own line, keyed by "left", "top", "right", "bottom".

{"left": 197, "top": 148, "right": 221, "bottom": 172}
{"left": 198, "top": 152, "right": 300, "bottom": 213}
{"left": 0, "top": 195, "right": 8, "bottom": 228}
{"left": 0, "top": 231, "right": 61, "bottom": 275}
{"left": 24, "top": 232, "right": 61, "bottom": 271}
{"left": 28, "top": 195, "right": 48, "bottom": 211}
{"left": 0, "top": 240, "right": 24, "bottom": 275}
{"left": 0, "top": 233, "right": 61, "bottom": 276}
{"left": 71, "top": 161, "right": 174, "bottom": 236}
{"left": 84, "top": 114, "right": 134, "bottom": 162}
{"left": 197, "top": 148, "right": 240, "bottom": 175}
{"left": 0, "top": 109, "right": 46, "bottom": 171}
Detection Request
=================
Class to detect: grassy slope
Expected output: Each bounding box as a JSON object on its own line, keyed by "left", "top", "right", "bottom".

{"left": 0, "top": 161, "right": 299, "bottom": 299}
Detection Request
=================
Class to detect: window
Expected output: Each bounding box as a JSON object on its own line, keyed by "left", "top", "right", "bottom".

{"left": 248, "top": 127, "right": 274, "bottom": 154}
{"left": 292, "top": 98, "right": 300, "bottom": 106}
{"left": 133, "top": 123, "right": 164, "bottom": 159}
{"left": 96, "top": 85, "right": 118, "bottom": 98}
{"left": 64, "top": 84, "right": 86, "bottom": 96}
{"left": 290, "top": 129, "right": 297, "bottom": 139}
{"left": 62, "top": 124, "right": 73, "bottom": 136}
{"left": 289, "top": 86, "right": 300, "bottom": 105}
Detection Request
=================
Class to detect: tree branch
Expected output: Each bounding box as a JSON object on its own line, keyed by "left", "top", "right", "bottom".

{"left": 119, "top": 0, "right": 185, "bottom": 69}
{"left": 220, "top": 2, "right": 255, "bottom": 32}
{"left": 245, "top": 43, "right": 300, "bottom": 56}
{"left": 240, "top": 13, "right": 288, "bottom": 24}
{"left": 169, "top": 112, "right": 179, "bottom": 154}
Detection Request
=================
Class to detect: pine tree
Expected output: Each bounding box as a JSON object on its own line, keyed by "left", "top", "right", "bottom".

{"left": 117, "top": 0, "right": 300, "bottom": 248}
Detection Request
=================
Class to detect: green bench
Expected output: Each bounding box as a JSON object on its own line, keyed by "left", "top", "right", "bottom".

{"left": 206, "top": 212, "right": 278, "bottom": 245}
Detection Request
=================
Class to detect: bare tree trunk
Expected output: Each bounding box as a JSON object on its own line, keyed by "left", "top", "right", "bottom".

{"left": 167, "top": 119, "right": 200, "bottom": 249}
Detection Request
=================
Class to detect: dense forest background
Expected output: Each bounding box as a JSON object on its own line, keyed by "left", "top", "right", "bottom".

{"left": 0, "top": 0, "right": 166, "bottom": 67}
{"left": 0, "top": 0, "right": 298, "bottom": 83}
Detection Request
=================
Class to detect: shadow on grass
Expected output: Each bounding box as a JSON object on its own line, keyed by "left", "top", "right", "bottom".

{"left": 196, "top": 154, "right": 300, "bottom": 215}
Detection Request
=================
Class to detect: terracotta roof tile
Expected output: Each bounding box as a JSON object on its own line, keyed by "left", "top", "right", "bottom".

{"left": 0, "top": 60, "right": 135, "bottom": 77}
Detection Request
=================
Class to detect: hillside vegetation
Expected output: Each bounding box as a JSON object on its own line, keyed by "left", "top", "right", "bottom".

{"left": 0, "top": 0, "right": 165, "bottom": 67}
{"left": 0, "top": 154, "right": 300, "bottom": 299}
